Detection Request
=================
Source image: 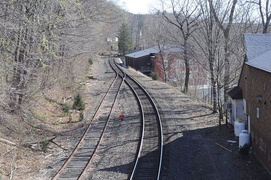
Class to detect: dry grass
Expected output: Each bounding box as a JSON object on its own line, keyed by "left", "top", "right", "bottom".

{"left": 0, "top": 54, "right": 93, "bottom": 179}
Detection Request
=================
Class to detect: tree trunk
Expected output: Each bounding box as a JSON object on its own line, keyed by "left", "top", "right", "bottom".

{"left": 208, "top": 0, "right": 237, "bottom": 114}
{"left": 209, "top": 60, "right": 217, "bottom": 113}
{"left": 217, "top": 84, "right": 223, "bottom": 129}
{"left": 10, "top": 29, "right": 23, "bottom": 108}
{"left": 183, "top": 41, "right": 190, "bottom": 93}
{"left": 224, "top": 38, "right": 230, "bottom": 103}
{"left": 209, "top": 49, "right": 217, "bottom": 113}
{"left": 157, "top": 44, "right": 168, "bottom": 83}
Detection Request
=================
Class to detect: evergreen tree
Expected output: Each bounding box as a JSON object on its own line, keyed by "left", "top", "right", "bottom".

{"left": 118, "top": 23, "right": 133, "bottom": 55}
{"left": 73, "top": 94, "right": 85, "bottom": 111}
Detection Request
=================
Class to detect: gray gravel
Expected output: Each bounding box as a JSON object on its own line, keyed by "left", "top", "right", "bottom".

{"left": 40, "top": 57, "right": 270, "bottom": 180}
{"left": 124, "top": 67, "right": 270, "bottom": 180}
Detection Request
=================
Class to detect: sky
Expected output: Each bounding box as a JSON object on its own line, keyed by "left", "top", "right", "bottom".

{"left": 118, "top": 0, "right": 158, "bottom": 14}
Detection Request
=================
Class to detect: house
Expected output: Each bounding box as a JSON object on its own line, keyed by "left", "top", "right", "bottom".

{"left": 237, "top": 33, "right": 271, "bottom": 172}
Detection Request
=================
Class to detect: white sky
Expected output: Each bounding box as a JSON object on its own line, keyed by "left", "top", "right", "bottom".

{"left": 118, "top": 0, "right": 159, "bottom": 14}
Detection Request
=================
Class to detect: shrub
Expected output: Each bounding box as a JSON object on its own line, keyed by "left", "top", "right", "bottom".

{"left": 72, "top": 93, "right": 85, "bottom": 111}
{"left": 40, "top": 140, "right": 49, "bottom": 152}
{"left": 62, "top": 103, "right": 70, "bottom": 114}
{"left": 150, "top": 71, "right": 158, "bottom": 80}
{"left": 88, "top": 58, "right": 93, "bottom": 65}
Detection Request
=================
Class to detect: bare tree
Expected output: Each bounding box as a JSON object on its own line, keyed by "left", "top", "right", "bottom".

{"left": 162, "top": 0, "right": 201, "bottom": 93}
{"left": 130, "top": 14, "right": 145, "bottom": 49}
{"left": 208, "top": 0, "right": 238, "bottom": 107}
{"left": 194, "top": 0, "right": 255, "bottom": 119}
{"left": 146, "top": 15, "right": 171, "bottom": 82}
{"left": 3, "top": 1, "right": 81, "bottom": 110}
{"left": 193, "top": 0, "right": 222, "bottom": 113}
{"left": 248, "top": 0, "right": 271, "bottom": 33}
{"left": 0, "top": 0, "right": 123, "bottom": 112}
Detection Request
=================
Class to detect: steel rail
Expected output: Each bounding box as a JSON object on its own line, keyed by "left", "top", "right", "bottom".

{"left": 77, "top": 58, "right": 126, "bottom": 179}
{"left": 110, "top": 59, "right": 145, "bottom": 179}
{"left": 52, "top": 60, "right": 124, "bottom": 180}
{"left": 126, "top": 72, "right": 163, "bottom": 180}
{"left": 113, "top": 60, "right": 163, "bottom": 180}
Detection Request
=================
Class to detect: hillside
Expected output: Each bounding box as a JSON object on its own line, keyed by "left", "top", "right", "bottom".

{"left": 0, "top": 1, "right": 150, "bottom": 178}
{"left": 0, "top": 53, "right": 98, "bottom": 178}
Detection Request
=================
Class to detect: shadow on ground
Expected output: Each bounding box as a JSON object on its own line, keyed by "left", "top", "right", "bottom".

{"left": 100, "top": 125, "right": 270, "bottom": 180}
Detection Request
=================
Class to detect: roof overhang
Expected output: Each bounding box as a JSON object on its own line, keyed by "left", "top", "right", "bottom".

{"left": 227, "top": 86, "right": 243, "bottom": 99}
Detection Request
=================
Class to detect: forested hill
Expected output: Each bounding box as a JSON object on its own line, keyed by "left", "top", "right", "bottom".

{"left": 0, "top": 0, "right": 127, "bottom": 113}
{"left": 0, "top": 1, "right": 135, "bottom": 178}
{"left": 0, "top": 0, "right": 159, "bottom": 122}
{"left": 0, "top": 0, "right": 159, "bottom": 155}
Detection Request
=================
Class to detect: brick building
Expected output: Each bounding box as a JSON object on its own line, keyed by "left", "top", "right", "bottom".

{"left": 125, "top": 46, "right": 208, "bottom": 88}
{"left": 153, "top": 46, "right": 183, "bottom": 82}
{"left": 238, "top": 33, "right": 271, "bottom": 172}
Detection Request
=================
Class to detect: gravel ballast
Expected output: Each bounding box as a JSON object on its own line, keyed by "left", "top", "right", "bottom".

{"left": 39, "top": 56, "right": 270, "bottom": 180}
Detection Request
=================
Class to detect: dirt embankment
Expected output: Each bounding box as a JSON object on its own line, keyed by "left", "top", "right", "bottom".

{"left": 0, "top": 54, "right": 112, "bottom": 179}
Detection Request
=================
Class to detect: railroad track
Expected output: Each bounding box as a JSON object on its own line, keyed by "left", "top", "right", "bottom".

{"left": 52, "top": 60, "right": 124, "bottom": 180}
{"left": 111, "top": 59, "right": 163, "bottom": 180}
{"left": 52, "top": 58, "right": 163, "bottom": 179}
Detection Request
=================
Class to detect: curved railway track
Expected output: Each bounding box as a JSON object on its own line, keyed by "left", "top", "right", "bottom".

{"left": 111, "top": 59, "right": 163, "bottom": 180}
{"left": 52, "top": 58, "right": 163, "bottom": 179}
{"left": 52, "top": 61, "right": 124, "bottom": 180}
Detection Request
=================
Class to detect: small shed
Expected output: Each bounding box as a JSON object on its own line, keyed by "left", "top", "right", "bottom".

{"left": 227, "top": 86, "right": 244, "bottom": 125}
{"left": 125, "top": 47, "right": 159, "bottom": 74}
